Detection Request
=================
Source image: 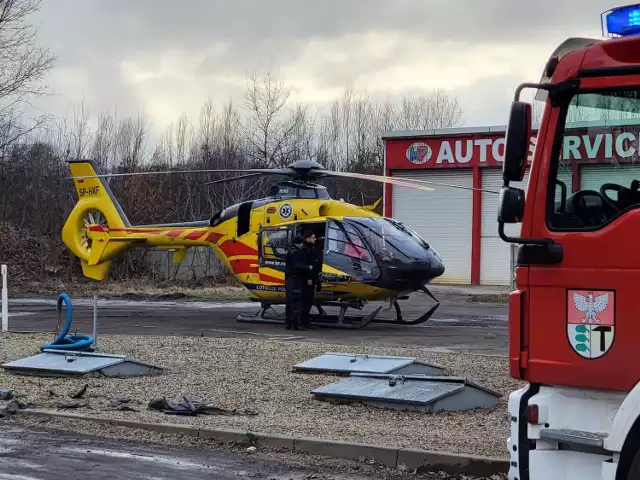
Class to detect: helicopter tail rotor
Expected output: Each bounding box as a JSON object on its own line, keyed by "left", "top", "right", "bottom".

{"left": 62, "top": 160, "right": 133, "bottom": 280}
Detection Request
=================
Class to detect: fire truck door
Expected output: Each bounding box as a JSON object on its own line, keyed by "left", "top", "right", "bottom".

{"left": 526, "top": 84, "right": 640, "bottom": 392}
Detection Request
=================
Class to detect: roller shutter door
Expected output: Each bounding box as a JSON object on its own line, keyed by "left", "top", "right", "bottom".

{"left": 580, "top": 164, "right": 640, "bottom": 196}
{"left": 480, "top": 168, "right": 530, "bottom": 285}
{"left": 480, "top": 166, "right": 572, "bottom": 285}
{"left": 554, "top": 164, "right": 573, "bottom": 211}
{"left": 391, "top": 169, "right": 473, "bottom": 284}
{"left": 556, "top": 164, "right": 573, "bottom": 193}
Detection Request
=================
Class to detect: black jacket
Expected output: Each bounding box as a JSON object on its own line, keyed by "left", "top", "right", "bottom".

{"left": 285, "top": 244, "right": 316, "bottom": 284}
{"left": 309, "top": 246, "right": 323, "bottom": 282}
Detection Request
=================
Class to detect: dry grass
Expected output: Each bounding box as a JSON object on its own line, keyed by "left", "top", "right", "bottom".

{"left": 0, "top": 332, "right": 523, "bottom": 459}
{"left": 11, "top": 278, "right": 508, "bottom": 304}
{"left": 11, "top": 279, "right": 252, "bottom": 301}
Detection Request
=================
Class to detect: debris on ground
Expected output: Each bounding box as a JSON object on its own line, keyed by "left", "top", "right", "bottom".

{"left": 0, "top": 401, "right": 20, "bottom": 418}
{"left": 0, "top": 388, "right": 13, "bottom": 401}
{"left": 70, "top": 384, "right": 88, "bottom": 399}
{"left": 0, "top": 387, "right": 34, "bottom": 418}
{"left": 0, "top": 389, "right": 14, "bottom": 401}
{"left": 148, "top": 396, "right": 258, "bottom": 417}
{"left": 109, "top": 398, "right": 137, "bottom": 412}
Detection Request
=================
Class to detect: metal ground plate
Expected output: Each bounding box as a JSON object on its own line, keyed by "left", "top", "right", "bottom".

{"left": 2, "top": 349, "right": 165, "bottom": 378}
{"left": 312, "top": 373, "right": 500, "bottom": 413}
{"left": 293, "top": 352, "right": 444, "bottom": 376}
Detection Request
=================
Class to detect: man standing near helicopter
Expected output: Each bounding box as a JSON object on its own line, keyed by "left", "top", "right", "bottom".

{"left": 303, "top": 231, "right": 323, "bottom": 329}
{"left": 284, "top": 230, "right": 317, "bottom": 330}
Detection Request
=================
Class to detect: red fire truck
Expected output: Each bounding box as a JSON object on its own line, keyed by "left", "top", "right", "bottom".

{"left": 499, "top": 4, "right": 640, "bottom": 480}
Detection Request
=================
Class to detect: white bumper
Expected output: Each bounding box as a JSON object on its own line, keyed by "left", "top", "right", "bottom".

{"left": 508, "top": 385, "right": 626, "bottom": 480}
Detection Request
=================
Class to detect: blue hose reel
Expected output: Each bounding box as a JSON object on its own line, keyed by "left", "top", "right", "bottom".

{"left": 39, "top": 293, "right": 95, "bottom": 352}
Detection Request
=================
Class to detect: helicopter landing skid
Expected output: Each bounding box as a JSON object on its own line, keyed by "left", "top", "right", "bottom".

{"left": 236, "top": 303, "right": 382, "bottom": 330}
{"left": 237, "top": 286, "right": 438, "bottom": 329}
{"left": 369, "top": 286, "right": 440, "bottom": 326}
{"left": 370, "top": 300, "right": 439, "bottom": 326}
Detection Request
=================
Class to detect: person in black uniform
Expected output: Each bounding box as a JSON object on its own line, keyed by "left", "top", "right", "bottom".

{"left": 284, "top": 232, "right": 316, "bottom": 330}
{"left": 302, "top": 232, "right": 323, "bottom": 329}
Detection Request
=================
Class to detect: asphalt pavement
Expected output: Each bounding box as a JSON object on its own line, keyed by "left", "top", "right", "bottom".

{"left": 5, "top": 294, "right": 507, "bottom": 355}
{"left": 0, "top": 424, "right": 402, "bottom": 480}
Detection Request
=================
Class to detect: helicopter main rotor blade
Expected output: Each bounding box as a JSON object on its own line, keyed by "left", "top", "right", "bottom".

{"left": 67, "top": 168, "right": 293, "bottom": 180}
{"left": 204, "top": 172, "right": 267, "bottom": 186}
{"left": 319, "top": 170, "right": 500, "bottom": 194}
{"left": 390, "top": 176, "right": 501, "bottom": 194}
{"left": 319, "top": 171, "right": 435, "bottom": 192}
{"left": 64, "top": 159, "right": 500, "bottom": 195}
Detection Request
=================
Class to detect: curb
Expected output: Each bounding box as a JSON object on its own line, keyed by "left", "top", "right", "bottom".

{"left": 17, "top": 409, "right": 508, "bottom": 476}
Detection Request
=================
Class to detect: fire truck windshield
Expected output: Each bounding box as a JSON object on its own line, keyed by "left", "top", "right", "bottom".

{"left": 547, "top": 87, "right": 640, "bottom": 230}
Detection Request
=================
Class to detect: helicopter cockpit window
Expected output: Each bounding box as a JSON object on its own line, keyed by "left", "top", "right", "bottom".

{"left": 324, "top": 220, "right": 378, "bottom": 281}
{"left": 345, "top": 217, "right": 431, "bottom": 264}
{"left": 326, "top": 221, "right": 373, "bottom": 262}
{"left": 298, "top": 187, "right": 316, "bottom": 199}
{"left": 388, "top": 219, "right": 431, "bottom": 250}
{"left": 316, "top": 187, "right": 330, "bottom": 200}
{"left": 261, "top": 228, "right": 292, "bottom": 260}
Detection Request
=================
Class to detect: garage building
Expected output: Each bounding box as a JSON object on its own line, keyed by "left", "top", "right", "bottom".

{"left": 382, "top": 125, "right": 568, "bottom": 286}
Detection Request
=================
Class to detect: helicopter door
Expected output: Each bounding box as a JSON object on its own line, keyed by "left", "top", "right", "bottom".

{"left": 257, "top": 225, "right": 293, "bottom": 283}
{"left": 323, "top": 219, "right": 379, "bottom": 283}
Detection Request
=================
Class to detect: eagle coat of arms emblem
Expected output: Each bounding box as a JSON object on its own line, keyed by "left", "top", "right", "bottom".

{"left": 567, "top": 289, "right": 615, "bottom": 359}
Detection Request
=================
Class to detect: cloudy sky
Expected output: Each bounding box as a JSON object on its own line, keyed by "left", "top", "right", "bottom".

{"left": 29, "top": 0, "right": 618, "bottom": 138}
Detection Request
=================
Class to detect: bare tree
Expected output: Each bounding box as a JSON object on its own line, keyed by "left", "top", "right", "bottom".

{"left": 91, "top": 112, "right": 115, "bottom": 172}
{"left": 70, "top": 99, "right": 91, "bottom": 160}
{"left": 242, "top": 69, "right": 303, "bottom": 168}
{"left": 397, "top": 89, "right": 463, "bottom": 131}
{"left": 0, "top": 0, "right": 55, "bottom": 149}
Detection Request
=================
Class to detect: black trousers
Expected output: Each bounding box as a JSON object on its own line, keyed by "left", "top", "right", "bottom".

{"left": 301, "top": 284, "right": 315, "bottom": 327}
{"left": 285, "top": 278, "right": 315, "bottom": 329}
{"left": 285, "top": 278, "right": 304, "bottom": 329}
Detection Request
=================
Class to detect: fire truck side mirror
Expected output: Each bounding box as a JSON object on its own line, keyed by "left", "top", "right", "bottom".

{"left": 503, "top": 101, "right": 532, "bottom": 183}
{"left": 498, "top": 186, "right": 525, "bottom": 224}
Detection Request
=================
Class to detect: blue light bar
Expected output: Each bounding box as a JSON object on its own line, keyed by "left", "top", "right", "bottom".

{"left": 601, "top": 3, "right": 640, "bottom": 37}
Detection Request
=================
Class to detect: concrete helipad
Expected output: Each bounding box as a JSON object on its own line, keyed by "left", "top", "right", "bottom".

{"left": 5, "top": 295, "right": 508, "bottom": 355}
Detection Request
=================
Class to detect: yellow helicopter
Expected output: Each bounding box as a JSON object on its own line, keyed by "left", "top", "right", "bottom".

{"left": 62, "top": 159, "right": 454, "bottom": 329}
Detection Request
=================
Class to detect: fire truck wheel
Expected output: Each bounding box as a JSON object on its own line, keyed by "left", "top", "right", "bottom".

{"left": 627, "top": 447, "right": 640, "bottom": 479}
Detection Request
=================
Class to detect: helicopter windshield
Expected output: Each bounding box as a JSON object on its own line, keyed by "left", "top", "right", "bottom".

{"left": 326, "top": 220, "right": 373, "bottom": 262}
{"left": 343, "top": 217, "right": 432, "bottom": 263}
{"left": 324, "top": 219, "right": 379, "bottom": 282}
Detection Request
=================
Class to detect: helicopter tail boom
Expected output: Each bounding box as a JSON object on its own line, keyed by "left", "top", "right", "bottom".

{"left": 61, "top": 160, "right": 216, "bottom": 280}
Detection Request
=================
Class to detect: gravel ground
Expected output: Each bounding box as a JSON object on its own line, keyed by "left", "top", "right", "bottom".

{"left": 0, "top": 332, "right": 523, "bottom": 459}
